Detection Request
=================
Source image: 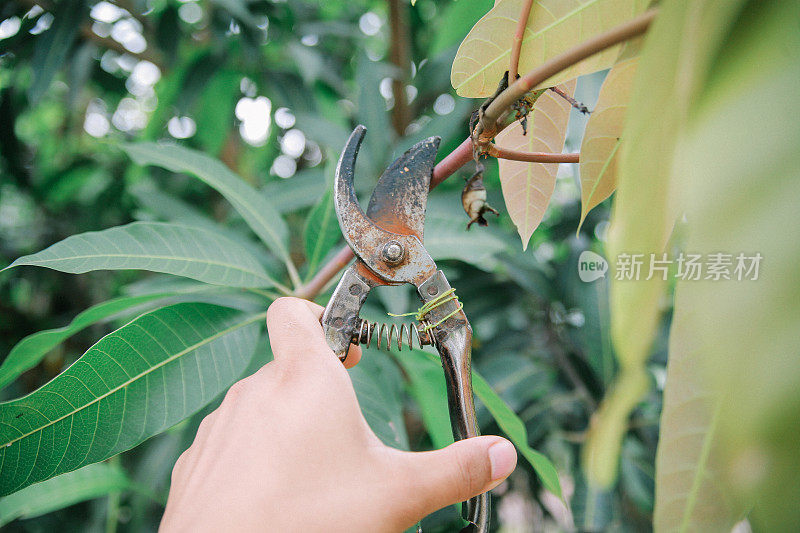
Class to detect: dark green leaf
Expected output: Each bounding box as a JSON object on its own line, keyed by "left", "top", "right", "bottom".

{"left": 194, "top": 69, "right": 241, "bottom": 155}
{"left": 303, "top": 183, "right": 340, "bottom": 276}
{"left": 122, "top": 143, "right": 292, "bottom": 272}
{"left": 28, "top": 0, "right": 84, "bottom": 103}
{"left": 393, "top": 349, "right": 454, "bottom": 450}
{"left": 4, "top": 222, "right": 277, "bottom": 288}
{"left": 430, "top": 0, "right": 493, "bottom": 54}
{"left": 0, "top": 292, "right": 181, "bottom": 391}
{"left": 473, "top": 371, "right": 562, "bottom": 497}
{"left": 0, "top": 303, "right": 263, "bottom": 495}
{"left": 261, "top": 168, "right": 327, "bottom": 214}
{"left": 0, "top": 463, "right": 140, "bottom": 526}
{"left": 350, "top": 349, "right": 408, "bottom": 450}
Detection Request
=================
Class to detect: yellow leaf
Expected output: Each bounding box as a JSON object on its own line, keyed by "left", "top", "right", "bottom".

{"left": 495, "top": 80, "right": 575, "bottom": 249}
{"left": 653, "top": 290, "right": 740, "bottom": 533}
{"left": 583, "top": 0, "right": 752, "bottom": 490}
{"left": 671, "top": 2, "right": 800, "bottom": 529}
{"left": 578, "top": 57, "right": 638, "bottom": 232}
{"left": 451, "top": 0, "right": 649, "bottom": 98}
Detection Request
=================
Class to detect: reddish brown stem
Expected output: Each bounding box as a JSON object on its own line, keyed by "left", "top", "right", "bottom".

{"left": 478, "top": 9, "right": 657, "bottom": 142}
{"left": 508, "top": 0, "right": 534, "bottom": 80}
{"left": 489, "top": 145, "right": 579, "bottom": 163}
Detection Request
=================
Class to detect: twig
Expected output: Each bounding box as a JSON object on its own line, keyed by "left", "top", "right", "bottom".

{"left": 488, "top": 145, "right": 579, "bottom": 163}
{"left": 295, "top": 246, "right": 354, "bottom": 300}
{"left": 508, "top": 0, "right": 534, "bottom": 81}
{"left": 477, "top": 9, "right": 657, "bottom": 143}
{"left": 549, "top": 86, "right": 590, "bottom": 114}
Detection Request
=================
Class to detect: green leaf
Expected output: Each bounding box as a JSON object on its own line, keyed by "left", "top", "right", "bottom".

{"left": 3, "top": 221, "right": 276, "bottom": 288}
{"left": 262, "top": 168, "right": 326, "bottom": 215}
{"left": 393, "top": 349, "right": 455, "bottom": 450}
{"left": 472, "top": 371, "right": 562, "bottom": 498}
{"left": 28, "top": 0, "right": 84, "bottom": 103}
{"left": 451, "top": 0, "right": 650, "bottom": 97}
{"left": 130, "top": 182, "right": 279, "bottom": 271}
{"left": 572, "top": 474, "right": 614, "bottom": 531}
{"left": 0, "top": 292, "right": 181, "bottom": 391}
{"left": 303, "top": 184, "right": 340, "bottom": 276}
{"left": 349, "top": 349, "right": 409, "bottom": 450}
{"left": 585, "top": 0, "right": 750, "bottom": 489}
{"left": 661, "top": 2, "right": 800, "bottom": 529}
{"left": 356, "top": 53, "right": 393, "bottom": 173}
{"left": 194, "top": 69, "right": 241, "bottom": 155}
{"left": 0, "top": 303, "right": 263, "bottom": 495}
{"left": 0, "top": 463, "right": 140, "bottom": 527}
{"left": 430, "top": 0, "right": 494, "bottom": 54}
{"left": 121, "top": 143, "right": 293, "bottom": 276}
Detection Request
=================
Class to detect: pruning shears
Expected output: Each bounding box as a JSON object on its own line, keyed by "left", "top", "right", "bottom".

{"left": 321, "top": 125, "right": 490, "bottom": 532}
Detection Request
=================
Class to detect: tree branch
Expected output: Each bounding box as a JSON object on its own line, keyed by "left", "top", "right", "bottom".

{"left": 488, "top": 145, "right": 579, "bottom": 163}
{"left": 508, "top": 0, "right": 534, "bottom": 81}
{"left": 388, "top": 0, "right": 412, "bottom": 135}
{"left": 477, "top": 8, "right": 657, "bottom": 143}
{"left": 549, "top": 85, "right": 590, "bottom": 114}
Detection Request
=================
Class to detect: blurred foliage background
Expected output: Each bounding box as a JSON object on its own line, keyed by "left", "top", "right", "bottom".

{"left": 0, "top": 0, "right": 664, "bottom": 531}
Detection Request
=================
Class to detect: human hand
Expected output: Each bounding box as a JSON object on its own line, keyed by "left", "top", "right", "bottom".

{"left": 161, "top": 297, "right": 517, "bottom": 532}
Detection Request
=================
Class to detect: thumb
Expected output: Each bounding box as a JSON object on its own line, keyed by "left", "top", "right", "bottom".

{"left": 396, "top": 436, "right": 517, "bottom": 520}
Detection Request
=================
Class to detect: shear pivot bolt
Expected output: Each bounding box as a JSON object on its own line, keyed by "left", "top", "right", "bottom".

{"left": 382, "top": 241, "right": 404, "bottom": 264}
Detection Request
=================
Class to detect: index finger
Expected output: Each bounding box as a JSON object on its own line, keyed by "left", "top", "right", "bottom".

{"left": 266, "top": 297, "right": 362, "bottom": 368}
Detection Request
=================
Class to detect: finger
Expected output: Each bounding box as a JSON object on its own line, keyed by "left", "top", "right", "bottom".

{"left": 394, "top": 436, "right": 517, "bottom": 520}
{"left": 266, "top": 297, "right": 362, "bottom": 367}
{"left": 294, "top": 300, "right": 361, "bottom": 368}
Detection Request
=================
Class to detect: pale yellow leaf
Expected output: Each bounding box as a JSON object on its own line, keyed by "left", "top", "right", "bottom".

{"left": 670, "top": 2, "right": 800, "bottom": 529}
{"left": 451, "top": 0, "right": 649, "bottom": 98}
{"left": 495, "top": 80, "right": 575, "bottom": 249}
{"left": 578, "top": 57, "right": 638, "bottom": 231}
{"left": 583, "top": 0, "right": 751, "bottom": 489}
{"left": 653, "top": 290, "right": 739, "bottom": 533}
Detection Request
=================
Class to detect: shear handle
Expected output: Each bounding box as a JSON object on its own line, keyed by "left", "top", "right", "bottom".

{"left": 321, "top": 265, "right": 374, "bottom": 361}
{"left": 417, "top": 272, "right": 490, "bottom": 533}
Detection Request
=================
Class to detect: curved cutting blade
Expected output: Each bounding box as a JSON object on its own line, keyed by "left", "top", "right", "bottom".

{"left": 366, "top": 136, "right": 441, "bottom": 240}
{"left": 334, "top": 125, "right": 437, "bottom": 286}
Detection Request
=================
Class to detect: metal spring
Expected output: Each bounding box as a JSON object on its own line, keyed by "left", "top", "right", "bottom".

{"left": 352, "top": 319, "right": 436, "bottom": 351}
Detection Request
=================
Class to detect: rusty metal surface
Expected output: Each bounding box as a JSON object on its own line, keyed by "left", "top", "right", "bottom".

{"left": 366, "top": 136, "right": 440, "bottom": 240}
{"left": 334, "top": 126, "right": 437, "bottom": 286}
{"left": 324, "top": 125, "right": 489, "bottom": 533}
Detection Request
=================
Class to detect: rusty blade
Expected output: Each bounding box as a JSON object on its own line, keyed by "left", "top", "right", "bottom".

{"left": 334, "top": 125, "right": 437, "bottom": 286}
{"left": 366, "top": 136, "right": 441, "bottom": 240}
